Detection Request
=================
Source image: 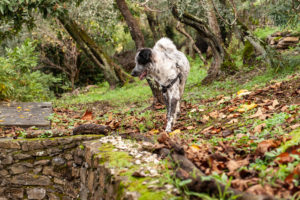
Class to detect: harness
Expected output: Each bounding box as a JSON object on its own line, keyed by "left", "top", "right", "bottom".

{"left": 161, "top": 73, "right": 182, "bottom": 93}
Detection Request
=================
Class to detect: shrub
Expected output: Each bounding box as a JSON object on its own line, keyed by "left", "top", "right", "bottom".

{"left": 0, "top": 39, "right": 59, "bottom": 101}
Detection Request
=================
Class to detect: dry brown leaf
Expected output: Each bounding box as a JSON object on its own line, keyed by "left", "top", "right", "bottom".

{"left": 249, "top": 108, "right": 263, "bottom": 119}
{"left": 290, "top": 124, "right": 300, "bottom": 130}
{"left": 227, "top": 113, "right": 241, "bottom": 119}
{"left": 227, "top": 158, "right": 249, "bottom": 173}
{"left": 209, "top": 111, "right": 219, "bottom": 119}
{"left": 186, "top": 126, "right": 194, "bottom": 130}
{"left": 227, "top": 119, "right": 238, "bottom": 124}
{"left": 253, "top": 123, "right": 266, "bottom": 133}
{"left": 246, "top": 184, "right": 274, "bottom": 196}
{"left": 201, "top": 115, "right": 210, "bottom": 123}
{"left": 276, "top": 152, "right": 294, "bottom": 164}
{"left": 256, "top": 139, "right": 279, "bottom": 154}
{"left": 81, "top": 110, "right": 93, "bottom": 121}
{"left": 201, "top": 126, "right": 213, "bottom": 134}
{"left": 272, "top": 99, "right": 280, "bottom": 107}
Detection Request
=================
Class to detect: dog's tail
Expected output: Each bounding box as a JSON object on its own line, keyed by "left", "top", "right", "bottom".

{"left": 153, "top": 37, "right": 177, "bottom": 53}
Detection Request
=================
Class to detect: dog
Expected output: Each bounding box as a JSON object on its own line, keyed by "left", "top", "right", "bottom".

{"left": 131, "top": 38, "right": 190, "bottom": 132}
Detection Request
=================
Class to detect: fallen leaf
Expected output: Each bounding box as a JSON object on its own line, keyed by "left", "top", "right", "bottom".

{"left": 222, "top": 130, "right": 233, "bottom": 137}
{"left": 253, "top": 123, "right": 266, "bottom": 133}
{"left": 276, "top": 152, "right": 294, "bottom": 164}
{"left": 201, "top": 126, "right": 213, "bottom": 134}
{"left": 169, "top": 129, "right": 181, "bottom": 136}
{"left": 272, "top": 99, "right": 280, "bottom": 107}
{"left": 81, "top": 110, "right": 93, "bottom": 120}
{"left": 246, "top": 184, "right": 274, "bottom": 196}
{"left": 285, "top": 164, "right": 300, "bottom": 184}
{"left": 238, "top": 103, "right": 257, "bottom": 113}
{"left": 290, "top": 124, "right": 300, "bottom": 130}
{"left": 201, "top": 115, "right": 210, "bottom": 123}
{"left": 149, "top": 129, "right": 160, "bottom": 134}
{"left": 186, "top": 126, "right": 194, "bottom": 130}
{"left": 227, "top": 158, "right": 249, "bottom": 173}
{"left": 190, "top": 144, "right": 201, "bottom": 151}
{"left": 237, "top": 89, "right": 251, "bottom": 97}
{"left": 227, "top": 113, "right": 241, "bottom": 119}
{"left": 227, "top": 119, "right": 238, "bottom": 124}
{"left": 209, "top": 111, "right": 219, "bottom": 119}
{"left": 256, "top": 139, "right": 279, "bottom": 154}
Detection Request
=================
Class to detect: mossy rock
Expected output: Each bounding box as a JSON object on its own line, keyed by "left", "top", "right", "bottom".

{"left": 242, "top": 40, "right": 256, "bottom": 66}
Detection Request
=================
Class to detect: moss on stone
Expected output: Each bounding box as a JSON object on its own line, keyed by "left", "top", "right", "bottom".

{"left": 96, "top": 143, "right": 176, "bottom": 200}
{"left": 79, "top": 144, "right": 85, "bottom": 150}
{"left": 242, "top": 40, "right": 255, "bottom": 67}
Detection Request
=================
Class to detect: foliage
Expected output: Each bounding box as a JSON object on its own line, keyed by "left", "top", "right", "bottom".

{"left": 0, "top": 39, "right": 59, "bottom": 101}
{"left": 0, "top": 0, "right": 83, "bottom": 41}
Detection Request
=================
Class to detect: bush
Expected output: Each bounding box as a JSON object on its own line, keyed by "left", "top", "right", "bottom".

{"left": 0, "top": 39, "right": 59, "bottom": 101}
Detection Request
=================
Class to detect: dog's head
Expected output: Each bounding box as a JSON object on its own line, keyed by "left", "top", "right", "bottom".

{"left": 131, "top": 48, "right": 152, "bottom": 80}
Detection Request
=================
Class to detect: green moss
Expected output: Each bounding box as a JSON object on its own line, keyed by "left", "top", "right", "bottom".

{"left": 79, "top": 144, "right": 85, "bottom": 150}
{"left": 242, "top": 40, "right": 255, "bottom": 66}
{"left": 96, "top": 143, "right": 176, "bottom": 200}
{"left": 278, "top": 128, "right": 300, "bottom": 152}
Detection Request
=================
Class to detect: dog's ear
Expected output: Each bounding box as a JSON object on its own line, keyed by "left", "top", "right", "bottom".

{"left": 138, "top": 49, "right": 152, "bottom": 65}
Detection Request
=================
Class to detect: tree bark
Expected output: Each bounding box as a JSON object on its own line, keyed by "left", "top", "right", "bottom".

{"left": 116, "top": 0, "right": 145, "bottom": 49}
{"left": 146, "top": 11, "right": 163, "bottom": 41}
{"left": 206, "top": 0, "right": 223, "bottom": 45}
{"left": 171, "top": 4, "right": 225, "bottom": 85}
{"left": 116, "top": 0, "right": 164, "bottom": 104}
{"left": 58, "top": 14, "right": 132, "bottom": 89}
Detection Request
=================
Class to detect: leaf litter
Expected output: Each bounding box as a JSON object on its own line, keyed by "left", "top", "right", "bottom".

{"left": 1, "top": 74, "right": 299, "bottom": 199}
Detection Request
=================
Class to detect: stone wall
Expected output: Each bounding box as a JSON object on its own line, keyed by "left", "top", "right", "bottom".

{"left": 0, "top": 135, "right": 102, "bottom": 200}
{"left": 0, "top": 135, "right": 176, "bottom": 200}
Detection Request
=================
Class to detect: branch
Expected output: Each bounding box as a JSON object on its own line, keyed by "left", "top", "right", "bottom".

{"left": 175, "top": 22, "right": 207, "bottom": 65}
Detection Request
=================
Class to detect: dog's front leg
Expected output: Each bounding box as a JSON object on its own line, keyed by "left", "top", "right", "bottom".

{"left": 165, "top": 96, "right": 179, "bottom": 133}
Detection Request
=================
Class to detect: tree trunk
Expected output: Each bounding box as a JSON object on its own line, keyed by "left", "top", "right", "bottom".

{"left": 146, "top": 11, "right": 162, "bottom": 41}
{"left": 206, "top": 0, "right": 223, "bottom": 45}
{"left": 116, "top": 0, "right": 164, "bottom": 104}
{"left": 171, "top": 4, "right": 225, "bottom": 85}
{"left": 116, "top": 0, "right": 145, "bottom": 49}
{"left": 58, "top": 15, "right": 131, "bottom": 89}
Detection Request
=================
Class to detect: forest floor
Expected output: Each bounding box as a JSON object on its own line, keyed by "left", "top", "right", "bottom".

{"left": 2, "top": 57, "right": 300, "bottom": 199}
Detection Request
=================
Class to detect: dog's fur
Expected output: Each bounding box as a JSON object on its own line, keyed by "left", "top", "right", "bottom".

{"left": 131, "top": 38, "right": 190, "bottom": 132}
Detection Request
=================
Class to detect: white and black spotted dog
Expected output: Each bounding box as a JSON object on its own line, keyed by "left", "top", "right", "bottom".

{"left": 131, "top": 38, "right": 190, "bottom": 132}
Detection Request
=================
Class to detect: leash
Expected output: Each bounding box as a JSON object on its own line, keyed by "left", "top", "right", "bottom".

{"left": 161, "top": 73, "right": 182, "bottom": 93}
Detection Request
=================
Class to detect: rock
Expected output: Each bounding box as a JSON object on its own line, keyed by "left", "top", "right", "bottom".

{"left": 28, "top": 141, "right": 44, "bottom": 151}
{"left": 33, "top": 166, "right": 43, "bottom": 174}
{"left": 64, "top": 153, "right": 73, "bottom": 161}
{"left": 54, "top": 177, "right": 65, "bottom": 185}
{"left": 6, "top": 188, "right": 24, "bottom": 199}
{"left": 42, "top": 139, "right": 58, "bottom": 147}
{"left": 11, "top": 174, "right": 51, "bottom": 186}
{"left": 0, "top": 170, "right": 8, "bottom": 177}
{"left": 34, "top": 159, "right": 50, "bottom": 166}
{"left": 13, "top": 153, "right": 31, "bottom": 160}
{"left": 0, "top": 141, "right": 21, "bottom": 149}
{"left": 48, "top": 193, "right": 60, "bottom": 200}
{"left": 1, "top": 155, "right": 13, "bottom": 165}
{"left": 52, "top": 157, "right": 66, "bottom": 166}
{"left": 42, "top": 166, "right": 59, "bottom": 177}
{"left": 9, "top": 164, "right": 29, "bottom": 175}
{"left": 27, "top": 188, "right": 46, "bottom": 200}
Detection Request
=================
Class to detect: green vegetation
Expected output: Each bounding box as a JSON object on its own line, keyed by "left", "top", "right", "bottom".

{"left": 0, "top": 40, "right": 59, "bottom": 101}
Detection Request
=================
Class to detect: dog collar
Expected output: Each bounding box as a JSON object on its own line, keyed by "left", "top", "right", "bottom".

{"left": 161, "top": 73, "right": 182, "bottom": 93}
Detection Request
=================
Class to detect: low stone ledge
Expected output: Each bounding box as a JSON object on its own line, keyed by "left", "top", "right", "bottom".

{"left": 0, "top": 135, "right": 179, "bottom": 200}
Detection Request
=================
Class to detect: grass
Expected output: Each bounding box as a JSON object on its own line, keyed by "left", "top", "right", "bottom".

{"left": 55, "top": 53, "right": 298, "bottom": 110}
